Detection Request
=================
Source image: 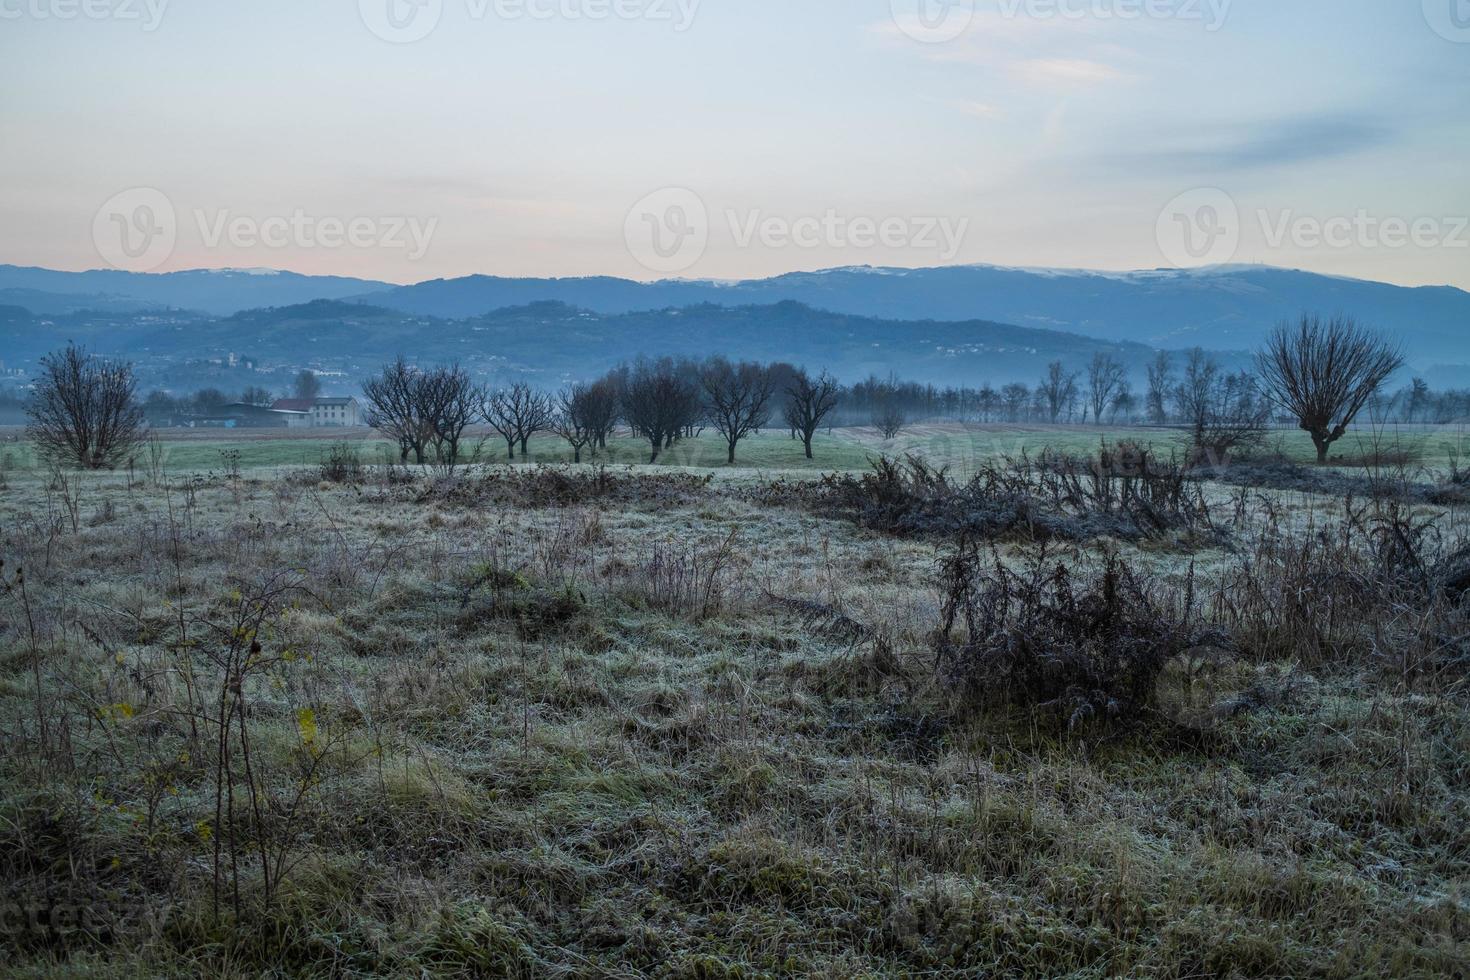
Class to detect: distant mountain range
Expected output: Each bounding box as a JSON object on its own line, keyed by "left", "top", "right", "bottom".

{"left": 359, "top": 265, "right": 1470, "bottom": 367}
{"left": 0, "top": 299, "right": 1201, "bottom": 389}
{"left": 2, "top": 262, "right": 1466, "bottom": 382}
{"left": 0, "top": 265, "right": 389, "bottom": 316}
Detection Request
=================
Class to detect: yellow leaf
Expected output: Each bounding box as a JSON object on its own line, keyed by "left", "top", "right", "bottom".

{"left": 296, "top": 707, "right": 318, "bottom": 745}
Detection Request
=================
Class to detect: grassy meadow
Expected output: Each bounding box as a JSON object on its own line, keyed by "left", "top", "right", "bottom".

{"left": 2, "top": 420, "right": 1465, "bottom": 479}
{"left": 1, "top": 424, "right": 1468, "bottom": 977}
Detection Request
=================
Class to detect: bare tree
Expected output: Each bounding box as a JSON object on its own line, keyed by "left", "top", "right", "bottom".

{"left": 622, "top": 358, "right": 701, "bottom": 464}
{"left": 1146, "top": 351, "right": 1173, "bottom": 425}
{"left": 1038, "top": 361, "right": 1080, "bottom": 424}
{"left": 293, "top": 369, "right": 322, "bottom": 401}
{"left": 1257, "top": 314, "right": 1406, "bottom": 464}
{"left": 1001, "top": 382, "right": 1030, "bottom": 422}
{"left": 784, "top": 369, "right": 841, "bottom": 460}
{"left": 1086, "top": 353, "right": 1127, "bottom": 426}
{"left": 362, "top": 357, "right": 429, "bottom": 464}
{"left": 483, "top": 383, "right": 554, "bottom": 460}
{"left": 581, "top": 376, "right": 621, "bottom": 450}
{"left": 553, "top": 384, "right": 597, "bottom": 463}
{"left": 363, "top": 359, "right": 480, "bottom": 468}
{"left": 418, "top": 364, "right": 481, "bottom": 470}
{"left": 1176, "top": 348, "right": 1271, "bottom": 466}
{"left": 240, "top": 385, "right": 275, "bottom": 407}
{"left": 27, "top": 344, "right": 146, "bottom": 470}
{"left": 873, "top": 401, "right": 906, "bottom": 440}
{"left": 701, "top": 358, "right": 774, "bottom": 465}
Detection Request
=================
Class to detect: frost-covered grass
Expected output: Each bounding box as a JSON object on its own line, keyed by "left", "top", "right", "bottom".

{"left": 0, "top": 450, "right": 1466, "bottom": 977}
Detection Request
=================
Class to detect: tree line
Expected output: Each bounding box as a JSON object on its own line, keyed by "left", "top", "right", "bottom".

{"left": 16, "top": 314, "right": 1424, "bottom": 470}
{"left": 359, "top": 356, "right": 844, "bottom": 468}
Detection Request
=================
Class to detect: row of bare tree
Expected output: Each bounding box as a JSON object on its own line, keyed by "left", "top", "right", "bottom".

{"left": 359, "top": 355, "right": 845, "bottom": 467}
{"left": 22, "top": 314, "right": 1406, "bottom": 470}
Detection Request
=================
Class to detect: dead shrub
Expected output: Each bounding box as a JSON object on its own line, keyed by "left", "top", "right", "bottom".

{"left": 457, "top": 563, "right": 587, "bottom": 639}
{"left": 805, "top": 447, "right": 1214, "bottom": 544}
{"left": 934, "top": 539, "right": 1220, "bottom": 729}
{"left": 417, "top": 464, "right": 712, "bottom": 510}
{"left": 319, "top": 443, "right": 363, "bottom": 484}
{"left": 624, "top": 529, "right": 739, "bottom": 619}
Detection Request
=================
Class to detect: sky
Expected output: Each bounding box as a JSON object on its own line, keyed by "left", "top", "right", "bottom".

{"left": 1, "top": 0, "right": 1467, "bottom": 288}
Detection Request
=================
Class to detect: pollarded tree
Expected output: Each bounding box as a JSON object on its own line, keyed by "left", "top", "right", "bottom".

{"left": 27, "top": 344, "right": 146, "bottom": 470}
{"left": 363, "top": 359, "right": 480, "bottom": 468}
{"left": 1146, "top": 351, "right": 1173, "bottom": 425}
{"left": 1086, "top": 353, "right": 1127, "bottom": 426}
{"left": 1001, "top": 382, "right": 1030, "bottom": 422}
{"left": 362, "top": 357, "right": 429, "bottom": 464}
{"left": 553, "top": 383, "right": 597, "bottom": 463}
{"left": 701, "top": 357, "right": 775, "bottom": 465}
{"left": 622, "top": 357, "right": 702, "bottom": 464}
{"left": 1257, "top": 314, "right": 1405, "bottom": 464}
{"left": 1176, "top": 348, "right": 1271, "bottom": 466}
{"left": 580, "top": 376, "right": 621, "bottom": 450}
{"left": 784, "top": 368, "right": 841, "bottom": 460}
{"left": 417, "top": 363, "right": 481, "bottom": 470}
{"left": 484, "top": 383, "right": 554, "bottom": 460}
{"left": 873, "top": 400, "right": 906, "bottom": 440}
{"left": 1038, "top": 361, "right": 1080, "bottom": 424}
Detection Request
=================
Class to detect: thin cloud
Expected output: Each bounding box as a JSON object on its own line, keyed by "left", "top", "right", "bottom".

{"left": 955, "top": 101, "right": 1007, "bottom": 119}
{"left": 1095, "top": 115, "right": 1396, "bottom": 175}
{"left": 1012, "top": 58, "right": 1130, "bottom": 86}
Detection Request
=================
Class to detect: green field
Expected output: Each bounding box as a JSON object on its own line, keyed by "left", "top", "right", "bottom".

{"left": 1, "top": 422, "right": 1464, "bottom": 479}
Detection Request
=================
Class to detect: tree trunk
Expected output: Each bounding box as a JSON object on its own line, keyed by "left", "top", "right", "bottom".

{"left": 1312, "top": 432, "right": 1330, "bottom": 464}
{"left": 727, "top": 442, "right": 737, "bottom": 465}
{"left": 505, "top": 439, "right": 515, "bottom": 460}
{"left": 803, "top": 434, "right": 814, "bottom": 460}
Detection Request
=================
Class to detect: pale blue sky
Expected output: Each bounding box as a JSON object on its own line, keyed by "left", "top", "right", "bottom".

{"left": 1, "top": 0, "right": 1467, "bottom": 286}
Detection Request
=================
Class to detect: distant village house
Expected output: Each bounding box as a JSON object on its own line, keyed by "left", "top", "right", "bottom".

{"left": 198, "top": 396, "right": 361, "bottom": 429}
{"left": 271, "top": 397, "right": 361, "bottom": 427}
